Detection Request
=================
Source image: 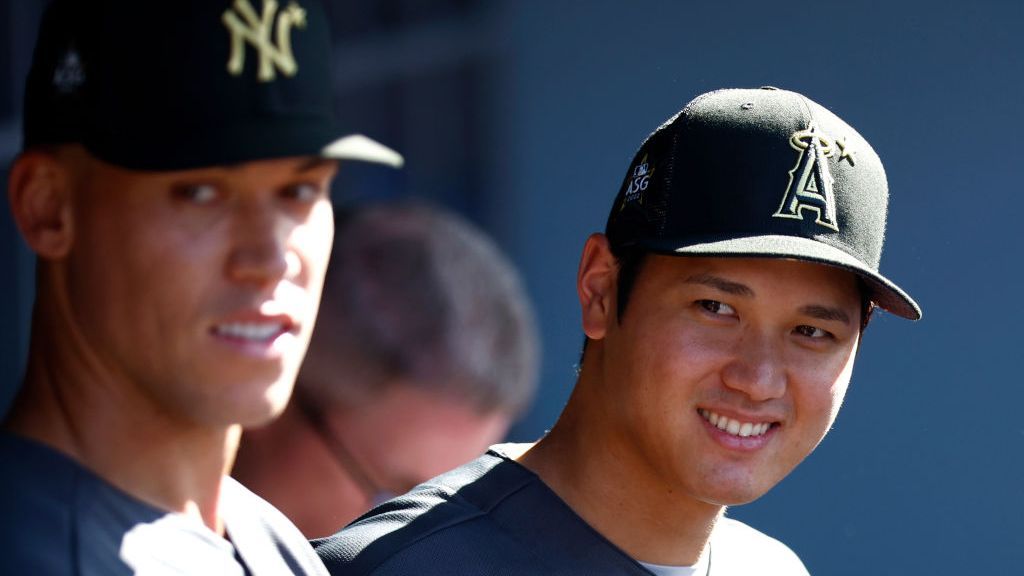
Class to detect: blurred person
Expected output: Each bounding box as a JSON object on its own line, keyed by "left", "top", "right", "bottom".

{"left": 313, "top": 88, "right": 921, "bottom": 575}
{"left": 0, "top": 0, "right": 401, "bottom": 574}
{"left": 234, "top": 200, "right": 540, "bottom": 537}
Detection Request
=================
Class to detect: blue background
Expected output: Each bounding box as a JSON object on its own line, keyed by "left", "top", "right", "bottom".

{"left": 2, "top": 1, "right": 1022, "bottom": 573}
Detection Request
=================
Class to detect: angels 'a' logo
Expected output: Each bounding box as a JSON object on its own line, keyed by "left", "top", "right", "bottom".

{"left": 773, "top": 123, "right": 839, "bottom": 231}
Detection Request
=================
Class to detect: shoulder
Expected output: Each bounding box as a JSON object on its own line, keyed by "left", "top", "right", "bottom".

{"left": 314, "top": 446, "right": 537, "bottom": 575}
{"left": 0, "top": 433, "right": 166, "bottom": 574}
{"left": 0, "top": 431, "right": 80, "bottom": 493}
{"left": 709, "top": 517, "right": 809, "bottom": 576}
{"left": 0, "top": 433, "right": 82, "bottom": 574}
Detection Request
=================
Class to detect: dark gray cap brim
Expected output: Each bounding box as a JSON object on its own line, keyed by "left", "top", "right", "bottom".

{"left": 640, "top": 235, "right": 921, "bottom": 320}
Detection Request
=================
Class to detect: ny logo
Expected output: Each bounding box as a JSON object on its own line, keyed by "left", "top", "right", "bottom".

{"left": 773, "top": 123, "right": 839, "bottom": 231}
{"left": 223, "top": 0, "right": 307, "bottom": 82}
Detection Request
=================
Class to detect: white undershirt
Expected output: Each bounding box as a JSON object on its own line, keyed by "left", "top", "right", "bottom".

{"left": 637, "top": 547, "right": 710, "bottom": 576}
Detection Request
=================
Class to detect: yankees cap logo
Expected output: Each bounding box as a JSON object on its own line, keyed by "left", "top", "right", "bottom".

{"left": 223, "top": 0, "right": 307, "bottom": 82}
{"left": 773, "top": 122, "right": 840, "bottom": 231}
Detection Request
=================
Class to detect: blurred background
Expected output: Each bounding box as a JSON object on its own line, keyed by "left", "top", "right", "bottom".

{"left": 2, "top": 0, "right": 1021, "bottom": 573}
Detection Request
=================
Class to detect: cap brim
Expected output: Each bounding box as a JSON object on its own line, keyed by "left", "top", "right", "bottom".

{"left": 321, "top": 134, "right": 404, "bottom": 168}
{"left": 638, "top": 234, "right": 921, "bottom": 320}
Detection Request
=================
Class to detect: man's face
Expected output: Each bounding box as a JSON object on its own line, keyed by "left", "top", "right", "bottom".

{"left": 593, "top": 254, "right": 861, "bottom": 506}
{"left": 64, "top": 150, "right": 336, "bottom": 429}
{"left": 339, "top": 386, "right": 511, "bottom": 496}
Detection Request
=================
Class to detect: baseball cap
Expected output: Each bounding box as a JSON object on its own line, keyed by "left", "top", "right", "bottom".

{"left": 21, "top": 0, "right": 403, "bottom": 171}
{"left": 606, "top": 87, "right": 920, "bottom": 320}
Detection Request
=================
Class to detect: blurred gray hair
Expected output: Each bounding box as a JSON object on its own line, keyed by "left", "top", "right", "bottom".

{"left": 299, "top": 200, "right": 539, "bottom": 416}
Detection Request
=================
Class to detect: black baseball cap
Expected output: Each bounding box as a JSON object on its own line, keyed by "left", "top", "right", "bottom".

{"left": 21, "top": 0, "right": 403, "bottom": 171}
{"left": 607, "top": 87, "right": 920, "bottom": 320}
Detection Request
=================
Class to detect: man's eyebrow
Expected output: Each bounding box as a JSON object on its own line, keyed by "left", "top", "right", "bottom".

{"left": 684, "top": 273, "right": 755, "bottom": 297}
{"left": 800, "top": 305, "right": 852, "bottom": 326}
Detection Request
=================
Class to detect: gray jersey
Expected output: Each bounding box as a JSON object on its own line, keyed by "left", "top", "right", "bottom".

{"left": 0, "top": 432, "right": 328, "bottom": 576}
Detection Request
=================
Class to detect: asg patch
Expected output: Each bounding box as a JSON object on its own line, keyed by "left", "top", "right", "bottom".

{"left": 773, "top": 122, "right": 839, "bottom": 232}
{"left": 620, "top": 153, "right": 654, "bottom": 209}
{"left": 223, "top": 0, "right": 307, "bottom": 82}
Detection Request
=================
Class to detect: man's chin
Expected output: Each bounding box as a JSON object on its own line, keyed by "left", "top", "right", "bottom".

{"left": 221, "top": 374, "right": 296, "bottom": 429}
{"left": 254, "top": 379, "right": 296, "bottom": 424}
{"left": 699, "top": 481, "right": 776, "bottom": 508}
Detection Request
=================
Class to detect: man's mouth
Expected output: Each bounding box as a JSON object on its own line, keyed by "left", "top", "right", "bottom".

{"left": 212, "top": 321, "right": 289, "bottom": 342}
{"left": 699, "top": 409, "right": 774, "bottom": 438}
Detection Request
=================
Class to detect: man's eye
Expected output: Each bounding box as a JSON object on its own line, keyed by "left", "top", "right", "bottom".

{"left": 698, "top": 300, "right": 735, "bottom": 316}
{"left": 174, "top": 184, "right": 219, "bottom": 205}
{"left": 794, "top": 325, "right": 832, "bottom": 339}
{"left": 282, "top": 183, "right": 324, "bottom": 202}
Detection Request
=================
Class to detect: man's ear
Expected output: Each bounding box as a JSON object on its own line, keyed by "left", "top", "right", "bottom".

{"left": 8, "top": 150, "right": 74, "bottom": 259}
{"left": 577, "top": 233, "right": 618, "bottom": 341}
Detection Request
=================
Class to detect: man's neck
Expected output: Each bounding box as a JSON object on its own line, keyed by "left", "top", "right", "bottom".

{"left": 516, "top": 390, "right": 722, "bottom": 567}
{"left": 5, "top": 325, "right": 238, "bottom": 534}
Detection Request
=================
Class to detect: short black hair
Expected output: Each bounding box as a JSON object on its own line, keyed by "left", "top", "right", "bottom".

{"left": 302, "top": 201, "right": 539, "bottom": 415}
{"left": 609, "top": 245, "right": 649, "bottom": 321}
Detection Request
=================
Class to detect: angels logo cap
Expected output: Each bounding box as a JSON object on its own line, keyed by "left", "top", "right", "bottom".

{"left": 607, "top": 87, "right": 920, "bottom": 320}
{"left": 21, "top": 0, "right": 403, "bottom": 171}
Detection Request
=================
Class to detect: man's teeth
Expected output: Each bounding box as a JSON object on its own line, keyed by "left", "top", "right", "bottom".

{"left": 699, "top": 409, "right": 772, "bottom": 438}
{"left": 215, "top": 322, "right": 284, "bottom": 341}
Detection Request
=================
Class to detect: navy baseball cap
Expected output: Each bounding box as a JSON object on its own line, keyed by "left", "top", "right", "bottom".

{"left": 22, "top": 0, "right": 403, "bottom": 171}
{"left": 607, "top": 87, "right": 920, "bottom": 320}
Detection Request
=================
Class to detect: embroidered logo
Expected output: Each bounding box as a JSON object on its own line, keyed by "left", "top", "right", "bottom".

{"left": 223, "top": 0, "right": 307, "bottom": 82}
{"left": 621, "top": 153, "right": 654, "bottom": 208}
{"left": 53, "top": 49, "right": 85, "bottom": 94}
{"left": 835, "top": 136, "right": 857, "bottom": 166}
{"left": 773, "top": 123, "right": 839, "bottom": 231}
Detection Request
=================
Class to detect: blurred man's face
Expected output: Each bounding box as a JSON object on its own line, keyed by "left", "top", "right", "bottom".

{"left": 64, "top": 149, "right": 335, "bottom": 429}
{"left": 335, "top": 386, "right": 511, "bottom": 496}
{"left": 282, "top": 385, "right": 509, "bottom": 536}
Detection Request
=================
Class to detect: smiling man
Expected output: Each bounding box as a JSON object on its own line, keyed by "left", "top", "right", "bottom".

{"left": 313, "top": 87, "right": 920, "bottom": 575}
{"left": 0, "top": 1, "right": 399, "bottom": 574}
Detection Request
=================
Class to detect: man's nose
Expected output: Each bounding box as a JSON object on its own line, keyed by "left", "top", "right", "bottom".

{"left": 720, "top": 331, "right": 787, "bottom": 402}
{"left": 224, "top": 202, "right": 295, "bottom": 287}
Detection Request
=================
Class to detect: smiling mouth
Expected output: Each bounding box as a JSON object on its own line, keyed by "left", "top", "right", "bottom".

{"left": 212, "top": 321, "right": 289, "bottom": 342}
{"left": 699, "top": 409, "right": 775, "bottom": 438}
